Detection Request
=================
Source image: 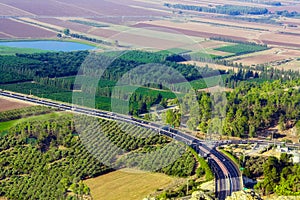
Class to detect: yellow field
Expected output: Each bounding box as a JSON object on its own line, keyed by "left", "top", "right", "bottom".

{"left": 84, "top": 169, "right": 179, "bottom": 200}
{"left": 181, "top": 61, "right": 239, "bottom": 72}
{"left": 273, "top": 59, "right": 300, "bottom": 72}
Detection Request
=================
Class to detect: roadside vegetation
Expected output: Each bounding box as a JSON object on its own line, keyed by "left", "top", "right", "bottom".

{"left": 218, "top": 148, "right": 240, "bottom": 167}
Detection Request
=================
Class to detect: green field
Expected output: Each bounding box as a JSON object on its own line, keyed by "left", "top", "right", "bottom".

{"left": 0, "top": 46, "right": 49, "bottom": 55}
{"left": 189, "top": 52, "right": 224, "bottom": 60}
{"left": 175, "top": 75, "right": 228, "bottom": 90}
{"left": 158, "top": 48, "right": 192, "bottom": 55}
{"left": 214, "top": 44, "right": 268, "bottom": 55}
{"left": 60, "top": 76, "right": 117, "bottom": 88}
{"left": 0, "top": 74, "right": 228, "bottom": 112}
{"left": 0, "top": 82, "right": 68, "bottom": 95}
{"left": 0, "top": 82, "right": 175, "bottom": 112}
{"left": 0, "top": 112, "right": 69, "bottom": 132}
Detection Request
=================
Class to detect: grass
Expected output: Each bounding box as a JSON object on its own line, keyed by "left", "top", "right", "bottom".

{"left": 0, "top": 46, "right": 49, "bottom": 55}
{"left": 175, "top": 75, "right": 228, "bottom": 90}
{"left": 158, "top": 48, "right": 191, "bottom": 55}
{"left": 0, "top": 121, "right": 16, "bottom": 132}
{"left": 188, "top": 147, "right": 214, "bottom": 181}
{"left": 84, "top": 169, "right": 178, "bottom": 200}
{"left": 214, "top": 44, "right": 268, "bottom": 55}
{"left": 0, "top": 112, "right": 70, "bottom": 132}
{"left": 189, "top": 52, "right": 224, "bottom": 60}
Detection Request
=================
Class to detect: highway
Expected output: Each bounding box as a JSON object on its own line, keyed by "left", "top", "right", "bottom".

{"left": 0, "top": 90, "right": 242, "bottom": 200}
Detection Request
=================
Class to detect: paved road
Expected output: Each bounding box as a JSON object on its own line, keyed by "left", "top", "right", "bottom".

{"left": 0, "top": 90, "right": 242, "bottom": 200}
{"left": 228, "top": 139, "right": 300, "bottom": 149}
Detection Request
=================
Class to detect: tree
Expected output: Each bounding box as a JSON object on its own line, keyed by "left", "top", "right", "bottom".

{"left": 295, "top": 121, "right": 300, "bottom": 136}
{"left": 278, "top": 115, "right": 286, "bottom": 131}
{"left": 249, "top": 125, "right": 256, "bottom": 138}
{"left": 279, "top": 153, "right": 292, "bottom": 167}
{"left": 138, "top": 102, "right": 147, "bottom": 114}
{"left": 160, "top": 98, "right": 168, "bottom": 108}
{"left": 63, "top": 29, "right": 70, "bottom": 35}
{"left": 187, "top": 117, "right": 198, "bottom": 131}
{"left": 165, "top": 109, "right": 181, "bottom": 127}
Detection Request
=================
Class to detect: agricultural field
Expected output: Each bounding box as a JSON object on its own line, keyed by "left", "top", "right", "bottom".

{"left": 1, "top": 1, "right": 300, "bottom": 199}
{"left": 0, "top": 80, "right": 176, "bottom": 112}
{"left": 34, "top": 18, "right": 92, "bottom": 33}
{"left": 229, "top": 48, "right": 300, "bottom": 67}
{"left": 132, "top": 22, "right": 248, "bottom": 42}
{"left": 273, "top": 59, "right": 300, "bottom": 72}
{"left": 0, "top": 112, "right": 65, "bottom": 132}
{"left": 0, "top": 97, "right": 32, "bottom": 112}
{"left": 0, "top": 46, "right": 48, "bottom": 55}
{"left": 0, "top": 19, "right": 56, "bottom": 39}
{"left": 0, "top": 32, "right": 13, "bottom": 39}
{"left": 1, "top": 0, "right": 300, "bottom": 57}
{"left": 181, "top": 61, "right": 239, "bottom": 72}
{"left": 0, "top": 2, "right": 34, "bottom": 16}
{"left": 259, "top": 32, "right": 300, "bottom": 48}
{"left": 175, "top": 74, "right": 228, "bottom": 90}
{"left": 0, "top": 0, "right": 300, "bottom": 51}
{"left": 0, "top": 0, "right": 167, "bottom": 18}
{"left": 214, "top": 43, "right": 268, "bottom": 55}
{"left": 84, "top": 170, "right": 179, "bottom": 200}
{"left": 0, "top": 107, "right": 201, "bottom": 199}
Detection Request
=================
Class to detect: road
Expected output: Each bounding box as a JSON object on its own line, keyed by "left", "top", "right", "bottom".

{"left": 0, "top": 90, "right": 241, "bottom": 200}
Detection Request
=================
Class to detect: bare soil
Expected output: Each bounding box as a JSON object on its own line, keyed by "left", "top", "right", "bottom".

{"left": 231, "top": 48, "right": 300, "bottom": 66}
{"left": 0, "top": 97, "right": 33, "bottom": 112}
{"left": 0, "top": 18, "right": 56, "bottom": 38}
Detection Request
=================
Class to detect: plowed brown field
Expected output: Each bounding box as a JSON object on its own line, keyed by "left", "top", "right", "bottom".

{"left": 0, "top": 97, "right": 32, "bottom": 112}
{"left": 0, "top": 19, "right": 56, "bottom": 38}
